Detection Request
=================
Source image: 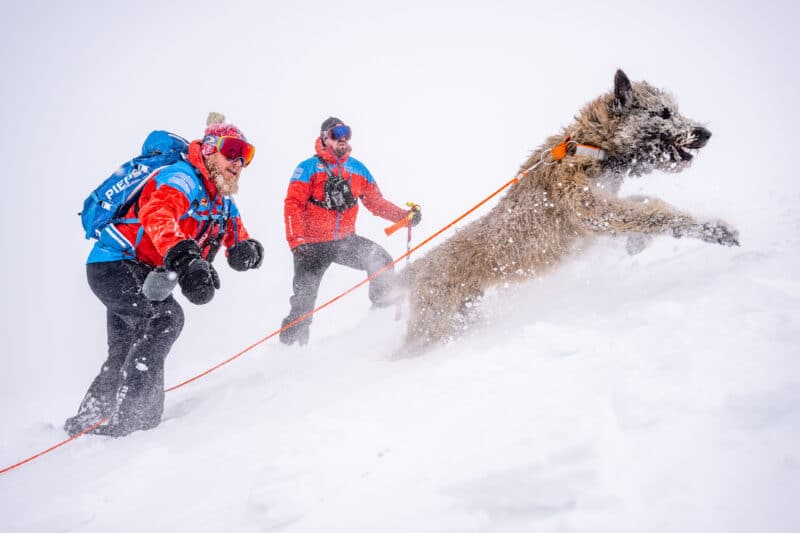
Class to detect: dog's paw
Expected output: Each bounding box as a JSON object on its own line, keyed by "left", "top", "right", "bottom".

{"left": 694, "top": 221, "right": 740, "bottom": 247}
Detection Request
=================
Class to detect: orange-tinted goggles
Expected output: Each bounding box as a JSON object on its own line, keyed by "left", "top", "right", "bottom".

{"left": 207, "top": 135, "right": 255, "bottom": 167}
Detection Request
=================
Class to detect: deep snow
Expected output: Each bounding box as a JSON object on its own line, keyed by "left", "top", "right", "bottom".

{"left": 1, "top": 1, "right": 798, "bottom": 532}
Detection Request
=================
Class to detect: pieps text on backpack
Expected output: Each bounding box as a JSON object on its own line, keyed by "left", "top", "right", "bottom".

{"left": 80, "top": 131, "right": 189, "bottom": 240}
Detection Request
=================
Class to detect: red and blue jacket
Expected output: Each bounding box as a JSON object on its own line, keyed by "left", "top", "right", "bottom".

{"left": 87, "top": 141, "right": 251, "bottom": 266}
{"left": 284, "top": 138, "right": 407, "bottom": 249}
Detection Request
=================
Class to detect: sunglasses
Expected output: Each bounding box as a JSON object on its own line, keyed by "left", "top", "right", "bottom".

{"left": 327, "top": 124, "right": 352, "bottom": 141}
{"left": 206, "top": 135, "right": 256, "bottom": 167}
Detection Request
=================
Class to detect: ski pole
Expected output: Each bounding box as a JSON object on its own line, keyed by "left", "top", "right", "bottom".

{"left": 404, "top": 203, "right": 420, "bottom": 262}
{"left": 405, "top": 216, "right": 413, "bottom": 263}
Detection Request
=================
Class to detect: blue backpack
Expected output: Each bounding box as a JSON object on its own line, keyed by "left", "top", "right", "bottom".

{"left": 80, "top": 130, "right": 189, "bottom": 239}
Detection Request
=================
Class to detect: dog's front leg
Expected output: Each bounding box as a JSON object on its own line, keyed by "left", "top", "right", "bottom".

{"left": 635, "top": 198, "right": 740, "bottom": 246}
{"left": 672, "top": 219, "right": 740, "bottom": 246}
{"left": 574, "top": 188, "right": 739, "bottom": 246}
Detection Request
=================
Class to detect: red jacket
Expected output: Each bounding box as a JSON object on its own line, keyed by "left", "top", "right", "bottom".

{"left": 284, "top": 138, "right": 407, "bottom": 249}
{"left": 113, "top": 141, "right": 250, "bottom": 266}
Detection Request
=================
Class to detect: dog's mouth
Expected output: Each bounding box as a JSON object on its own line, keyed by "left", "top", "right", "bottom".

{"left": 607, "top": 126, "right": 712, "bottom": 176}
{"left": 673, "top": 145, "right": 695, "bottom": 162}
{"left": 672, "top": 127, "right": 711, "bottom": 163}
{"left": 682, "top": 127, "right": 712, "bottom": 153}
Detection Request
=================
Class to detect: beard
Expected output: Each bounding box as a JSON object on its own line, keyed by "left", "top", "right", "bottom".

{"left": 206, "top": 160, "right": 240, "bottom": 195}
{"left": 326, "top": 140, "right": 350, "bottom": 159}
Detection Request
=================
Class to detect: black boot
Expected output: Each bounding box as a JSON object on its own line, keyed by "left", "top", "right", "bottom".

{"left": 279, "top": 317, "right": 310, "bottom": 346}
{"left": 64, "top": 409, "right": 107, "bottom": 437}
{"left": 64, "top": 366, "right": 120, "bottom": 436}
{"left": 90, "top": 351, "right": 166, "bottom": 437}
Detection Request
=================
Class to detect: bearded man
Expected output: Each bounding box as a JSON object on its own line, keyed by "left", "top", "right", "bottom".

{"left": 279, "top": 116, "right": 421, "bottom": 346}
{"left": 65, "top": 113, "right": 264, "bottom": 437}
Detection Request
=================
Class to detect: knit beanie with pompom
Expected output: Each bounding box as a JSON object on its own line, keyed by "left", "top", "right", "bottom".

{"left": 202, "top": 112, "right": 248, "bottom": 156}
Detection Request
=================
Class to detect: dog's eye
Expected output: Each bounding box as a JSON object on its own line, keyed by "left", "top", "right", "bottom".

{"left": 650, "top": 108, "right": 672, "bottom": 120}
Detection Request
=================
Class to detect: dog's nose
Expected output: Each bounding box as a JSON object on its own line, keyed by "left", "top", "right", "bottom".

{"left": 691, "top": 127, "right": 712, "bottom": 148}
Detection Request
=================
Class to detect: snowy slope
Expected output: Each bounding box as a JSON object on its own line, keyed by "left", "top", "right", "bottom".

{"left": 3, "top": 229, "right": 798, "bottom": 533}
{"left": 1, "top": 1, "right": 799, "bottom": 532}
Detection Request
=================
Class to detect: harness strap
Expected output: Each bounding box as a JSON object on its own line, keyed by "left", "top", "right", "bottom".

{"left": 118, "top": 189, "right": 233, "bottom": 260}
{"left": 551, "top": 135, "right": 606, "bottom": 161}
{"left": 187, "top": 195, "right": 228, "bottom": 259}
{"left": 308, "top": 156, "right": 336, "bottom": 208}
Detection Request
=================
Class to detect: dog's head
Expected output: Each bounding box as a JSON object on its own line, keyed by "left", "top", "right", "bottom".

{"left": 579, "top": 70, "right": 711, "bottom": 177}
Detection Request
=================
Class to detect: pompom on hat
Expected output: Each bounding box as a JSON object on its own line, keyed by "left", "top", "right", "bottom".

{"left": 202, "top": 112, "right": 248, "bottom": 156}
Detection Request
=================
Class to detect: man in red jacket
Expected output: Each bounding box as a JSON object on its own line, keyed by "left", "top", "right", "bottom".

{"left": 280, "top": 117, "right": 421, "bottom": 345}
{"left": 65, "top": 114, "right": 263, "bottom": 437}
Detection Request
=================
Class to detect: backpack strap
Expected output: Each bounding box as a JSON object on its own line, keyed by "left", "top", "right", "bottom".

{"left": 316, "top": 155, "right": 335, "bottom": 177}
{"left": 308, "top": 155, "right": 337, "bottom": 209}
{"left": 108, "top": 166, "right": 169, "bottom": 227}
{"left": 123, "top": 166, "right": 231, "bottom": 257}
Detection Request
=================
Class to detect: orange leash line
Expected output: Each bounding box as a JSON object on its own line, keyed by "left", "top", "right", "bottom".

{"left": 1, "top": 175, "right": 520, "bottom": 475}
{"left": 168, "top": 177, "right": 518, "bottom": 392}
{"left": 399, "top": 176, "right": 519, "bottom": 255}
{"left": 0, "top": 418, "right": 107, "bottom": 475}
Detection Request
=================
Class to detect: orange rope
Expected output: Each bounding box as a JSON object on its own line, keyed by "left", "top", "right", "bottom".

{"left": 0, "top": 418, "right": 107, "bottom": 475}
{"left": 1, "top": 175, "right": 520, "bottom": 475}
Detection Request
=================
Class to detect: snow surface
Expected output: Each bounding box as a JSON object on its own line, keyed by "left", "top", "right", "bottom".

{"left": 1, "top": 1, "right": 798, "bottom": 532}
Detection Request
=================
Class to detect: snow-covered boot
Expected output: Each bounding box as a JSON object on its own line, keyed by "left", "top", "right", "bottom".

{"left": 279, "top": 317, "right": 310, "bottom": 346}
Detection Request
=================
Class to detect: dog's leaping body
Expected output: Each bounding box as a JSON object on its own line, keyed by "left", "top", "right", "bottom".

{"left": 401, "top": 69, "right": 739, "bottom": 354}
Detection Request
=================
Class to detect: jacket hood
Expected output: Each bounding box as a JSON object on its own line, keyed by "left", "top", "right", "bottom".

{"left": 188, "top": 140, "right": 218, "bottom": 197}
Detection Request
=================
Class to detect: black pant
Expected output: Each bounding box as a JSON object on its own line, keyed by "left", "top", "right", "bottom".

{"left": 65, "top": 260, "right": 185, "bottom": 436}
{"left": 280, "top": 234, "right": 394, "bottom": 345}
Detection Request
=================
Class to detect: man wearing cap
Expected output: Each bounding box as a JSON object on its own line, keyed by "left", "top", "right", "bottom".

{"left": 280, "top": 116, "right": 421, "bottom": 346}
{"left": 64, "top": 113, "right": 264, "bottom": 437}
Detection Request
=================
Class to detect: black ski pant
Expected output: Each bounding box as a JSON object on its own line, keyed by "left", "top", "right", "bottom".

{"left": 65, "top": 260, "right": 184, "bottom": 436}
{"left": 280, "top": 234, "right": 394, "bottom": 345}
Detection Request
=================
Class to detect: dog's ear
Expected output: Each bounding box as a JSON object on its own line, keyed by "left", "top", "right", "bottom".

{"left": 613, "top": 69, "right": 633, "bottom": 113}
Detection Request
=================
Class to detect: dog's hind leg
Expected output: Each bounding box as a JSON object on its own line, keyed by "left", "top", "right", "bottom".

{"left": 403, "top": 281, "right": 486, "bottom": 354}
{"left": 406, "top": 298, "right": 453, "bottom": 348}
{"left": 452, "top": 289, "right": 484, "bottom": 333}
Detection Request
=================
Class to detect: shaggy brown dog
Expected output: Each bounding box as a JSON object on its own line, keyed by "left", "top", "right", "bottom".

{"left": 400, "top": 69, "right": 739, "bottom": 354}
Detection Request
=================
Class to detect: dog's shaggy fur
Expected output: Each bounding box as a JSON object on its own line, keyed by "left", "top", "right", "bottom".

{"left": 401, "top": 69, "right": 739, "bottom": 353}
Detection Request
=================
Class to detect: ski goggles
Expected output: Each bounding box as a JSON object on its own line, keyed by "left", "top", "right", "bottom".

{"left": 326, "top": 124, "right": 352, "bottom": 141}
{"left": 205, "top": 135, "right": 256, "bottom": 167}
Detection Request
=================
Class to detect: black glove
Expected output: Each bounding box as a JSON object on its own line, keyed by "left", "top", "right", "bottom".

{"left": 179, "top": 260, "right": 220, "bottom": 304}
{"left": 227, "top": 239, "right": 264, "bottom": 271}
{"left": 408, "top": 206, "right": 422, "bottom": 227}
{"left": 164, "top": 239, "right": 218, "bottom": 305}
{"left": 164, "top": 239, "right": 201, "bottom": 274}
